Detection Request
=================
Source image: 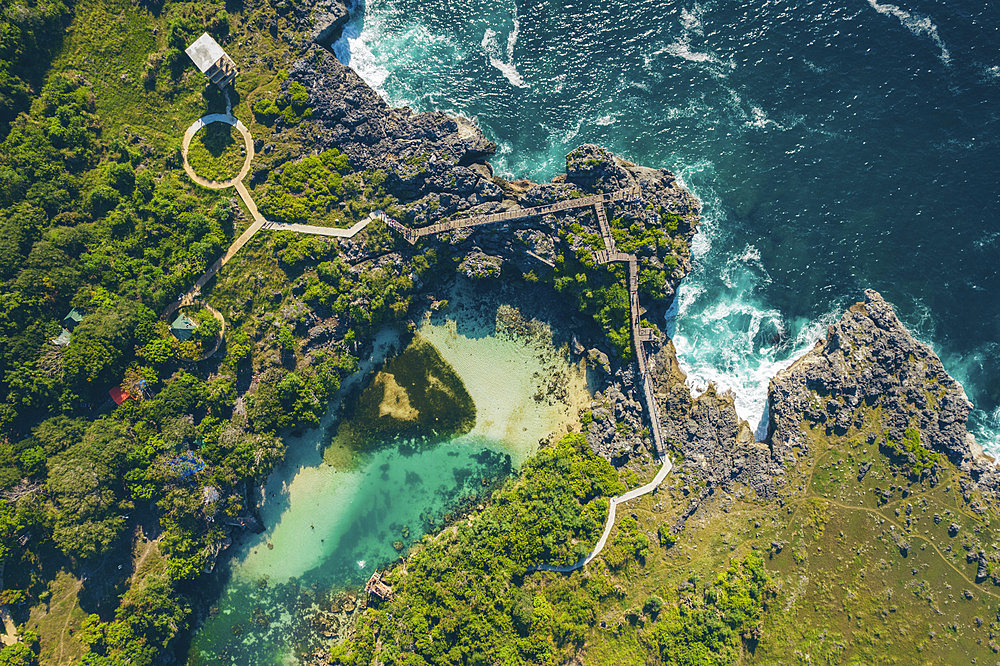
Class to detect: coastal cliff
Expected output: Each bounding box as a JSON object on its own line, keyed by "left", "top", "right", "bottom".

{"left": 261, "top": 40, "right": 991, "bottom": 496}
{"left": 767, "top": 289, "right": 976, "bottom": 467}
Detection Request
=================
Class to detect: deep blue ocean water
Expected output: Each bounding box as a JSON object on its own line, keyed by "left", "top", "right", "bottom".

{"left": 338, "top": 0, "right": 1000, "bottom": 451}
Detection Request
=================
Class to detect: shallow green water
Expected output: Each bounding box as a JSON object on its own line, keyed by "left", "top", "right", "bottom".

{"left": 187, "top": 440, "right": 511, "bottom": 664}
{"left": 187, "top": 297, "right": 591, "bottom": 663}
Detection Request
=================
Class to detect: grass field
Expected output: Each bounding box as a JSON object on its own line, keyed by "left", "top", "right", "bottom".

{"left": 558, "top": 409, "right": 1000, "bottom": 664}
{"left": 187, "top": 122, "right": 247, "bottom": 182}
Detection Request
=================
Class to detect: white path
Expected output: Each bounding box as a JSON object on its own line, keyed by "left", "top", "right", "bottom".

{"left": 175, "top": 112, "right": 675, "bottom": 563}
{"left": 531, "top": 454, "right": 673, "bottom": 573}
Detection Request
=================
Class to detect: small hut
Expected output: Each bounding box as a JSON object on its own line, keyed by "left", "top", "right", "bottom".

{"left": 52, "top": 328, "right": 72, "bottom": 346}
{"left": 62, "top": 308, "right": 83, "bottom": 330}
{"left": 170, "top": 313, "right": 199, "bottom": 342}
{"left": 53, "top": 308, "right": 84, "bottom": 345}
{"left": 185, "top": 33, "right": 238, "bottom": 89}
{"left": 365, "top": 571, "right": 394, "bottom": 602}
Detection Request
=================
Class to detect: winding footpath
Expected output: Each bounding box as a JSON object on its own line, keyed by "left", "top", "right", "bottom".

{"left": 175, "top": 111, "right": 674, "bottom": 568}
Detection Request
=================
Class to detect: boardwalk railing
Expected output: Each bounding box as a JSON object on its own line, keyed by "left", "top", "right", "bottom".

{"left": 400, "top": 186, "right": 642, "bottom": 244}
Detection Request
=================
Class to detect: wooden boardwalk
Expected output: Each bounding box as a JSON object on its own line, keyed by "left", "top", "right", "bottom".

{"left": 531, "top": 202, "right": 672, "bottom": 575}
{"left": 590, "top": 201, "right": 666, "bottom": 459}
{"left": 171, "top": 167, "right": 667, "bottom": 461}
{"left": 174, "top": 113, "right": 672, "bottom": 571}
{"left": 400, "top": 187, "right": 641, "bottom": 244}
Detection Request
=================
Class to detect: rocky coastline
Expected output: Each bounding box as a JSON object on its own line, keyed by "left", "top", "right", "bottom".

{"left": 241, "top": 18, "right": 996, "bottom": 501}
{"left": 193, "top": 5, "right": 1000, "bottom": 662}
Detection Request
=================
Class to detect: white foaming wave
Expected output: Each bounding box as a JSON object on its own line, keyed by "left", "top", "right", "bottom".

{"left": 974, "top": 407, "right": 1000, "bottom": 459}
{"left": 975, "top": 231, "right": 999, "bottom": 249}
{"left": 345, "top": 33, "right": 392, "bottom": 94}
{"left": 672, "top": 302, "right": 832, "bottom": 441}
{"left": 981, "top": 64, "right": 1000, "bottom": 84}
{"left": 749, "top": 105, "right": 783, "bottom": 130}
{"left": 481, "top": 11, "right": 528, "bottom": 89}
{"left": 724, "top": 88, "right": 788, "bottom": 132}
{"left": 665, "top": 40, "right": 717, "bottom": 65}
{"left": 865, "top": 0, "right": 951, "bottom": 65}
{"left": 595, "top": 114, "right": 617, "bottom": 126}
{"left": 666, "top": 98, "right": 711, "bottom": 120}
{"left": 338, "top": 12, "right": 466, "bottom": 107}
{"left": 653, "top": 3, "right": 733, "bottom": 77}
{"left": 669, "top": 164, "right": 833, "bottom": 439}
{"left": 679, "top": 5, "right": 705, "bottom": 34}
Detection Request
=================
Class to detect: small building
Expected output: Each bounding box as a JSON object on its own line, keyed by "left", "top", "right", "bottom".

{"left": 365, "top": 571, "right": 394, "bottom": 602}
{"left": 185, "top": 33, "right": 238, "bottom": 89}
{"left": 53, "top": 308, "right": 84, "bottom": 345}
{"left": 62, "top": 308, "right": 83, "bottom": 330}
{"left": 170, "top": 313, "right": 199, "bottom": 342}
{"left": 52, "top": 328, "right": 72, "bottom": 346}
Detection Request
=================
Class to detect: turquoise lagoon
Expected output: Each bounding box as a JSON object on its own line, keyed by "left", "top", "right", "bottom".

{"left": 188, "top": 293, "right": 592, "bottom": 663}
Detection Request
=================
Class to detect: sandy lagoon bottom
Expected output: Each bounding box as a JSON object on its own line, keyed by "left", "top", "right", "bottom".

{"left": 188, "top": 289, "right": 592, "bottom": 664}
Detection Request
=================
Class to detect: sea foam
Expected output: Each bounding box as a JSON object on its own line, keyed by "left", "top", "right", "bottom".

{"left": 481, "top": 12, "right": 529, "bottom": 88}
{"left": 865, "top": 0, "right": 951, "bottom": 65}
{"left": 669, "top": 165, "right": 835, "bottom": 440}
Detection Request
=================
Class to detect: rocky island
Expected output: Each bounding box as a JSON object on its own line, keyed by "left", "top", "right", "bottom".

{"left": 0, "top": 0, "right": 997, "bottom": 664}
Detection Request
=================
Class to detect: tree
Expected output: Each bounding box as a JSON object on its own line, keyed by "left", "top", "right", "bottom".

{"left": 0, "top": 642, "right": 37, "bottom": 666}
{"left": 277, "top": 325, "right": 295, "bottom": 351}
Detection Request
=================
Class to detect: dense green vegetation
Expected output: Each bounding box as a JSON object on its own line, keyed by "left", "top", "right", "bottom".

{"left": 330, "top": 433, "right": 626, "bottom": 664}
{"left": 882, "top": 426, "right": 942, "bottom": 481}
{"left": 185, "top": 123, "right": 245, "bottom": 182}
{"left": 0, "top": 0, "right": 379, "bottom": 662}
{"left": 258, "top": 148, "right": 356, "bottom": 225}
{"left": 253, "top": 79, "right": 311, "bottom": 125}
{"left": 258, "top": 149, "right": 406, "bottom": 228}
{"left": 550, "top": 223, "right": 634, "bottom": 358}
{"left": 643, "top": 555, "right": 774, "bottom": 664}
{"left": 0, "top": 0, "right": 72, "bottom": 135}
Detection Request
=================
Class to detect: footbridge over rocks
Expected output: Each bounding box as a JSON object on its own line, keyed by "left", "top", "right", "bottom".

{"left": 398, "top": 186, "right": 642, "bottom": 244}
{"left": 173, "top": 111, "right": 672, "bottom": 572}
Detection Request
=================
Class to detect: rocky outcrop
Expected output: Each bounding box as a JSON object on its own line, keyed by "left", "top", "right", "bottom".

{"left": 648, "top": 340, "right": 775, "bottom": 496}
{"left": 585, "top": 376, "right": 651, "bottom": 461}
{"left": 289, "top": 49, "right": 497, "bottom": 206}
{"left": 273, "top": 0, "right": 350, "bottom": 47}
{"left": 766, "top": 290, "right": 976, "bottom": 469}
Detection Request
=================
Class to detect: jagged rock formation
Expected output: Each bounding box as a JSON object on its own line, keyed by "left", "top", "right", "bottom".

{"left": 287, "top": 50, "right": 698, "bottom": 285}
{"left": 766, "top": 289, "right": 977, "bottom": 469}
{"left": 290, "top": 48, "right": 498, "bottom": 206}
{"left": 278, "top": 41, "right": 990, "bottom": 497}
{"left": 648, "top": 340, "right": 775, "bottom": 496}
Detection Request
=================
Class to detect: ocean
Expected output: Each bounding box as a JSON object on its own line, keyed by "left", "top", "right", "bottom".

{"left": 337, "top": 0, "right": 1000, "bottom": 450}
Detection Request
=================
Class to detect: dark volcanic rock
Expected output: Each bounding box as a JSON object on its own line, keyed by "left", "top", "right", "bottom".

{"left": 648, "top": 340, "right": 775, "bottom": 497}
{"left": 766, "top": 290, "right": 977, "bottom": 468}
{"left": 290, "top": 49, "right": 497, "bottom": 204}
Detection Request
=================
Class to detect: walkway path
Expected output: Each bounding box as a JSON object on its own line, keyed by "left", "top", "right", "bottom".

{"left": 530, "top": 201, "right": 672, "bottom": 574}
{"left": 173, "top": 113, "right": 674, "bottom": 566}
{"left": 399, "top": 187, "right": 641, "bottom": 244}
{"left": 531, "top": 455, "right": 673, "bottom": 573}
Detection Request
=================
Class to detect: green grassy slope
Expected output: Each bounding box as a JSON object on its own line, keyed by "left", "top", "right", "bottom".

{"left": 334, "top": 411, "right": 1000, "bottom": 665}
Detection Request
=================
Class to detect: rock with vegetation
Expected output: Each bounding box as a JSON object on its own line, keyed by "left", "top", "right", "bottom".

{"left": 648, "top": 339, "right": 773, "bottom": 493}
{"left": 767, "top": 290, "right": 977, "bottom": 469}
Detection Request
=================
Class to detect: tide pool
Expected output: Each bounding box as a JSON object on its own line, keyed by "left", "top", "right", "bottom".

{"left": 187, "top": 294, "right": 590, "bottom": 663}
